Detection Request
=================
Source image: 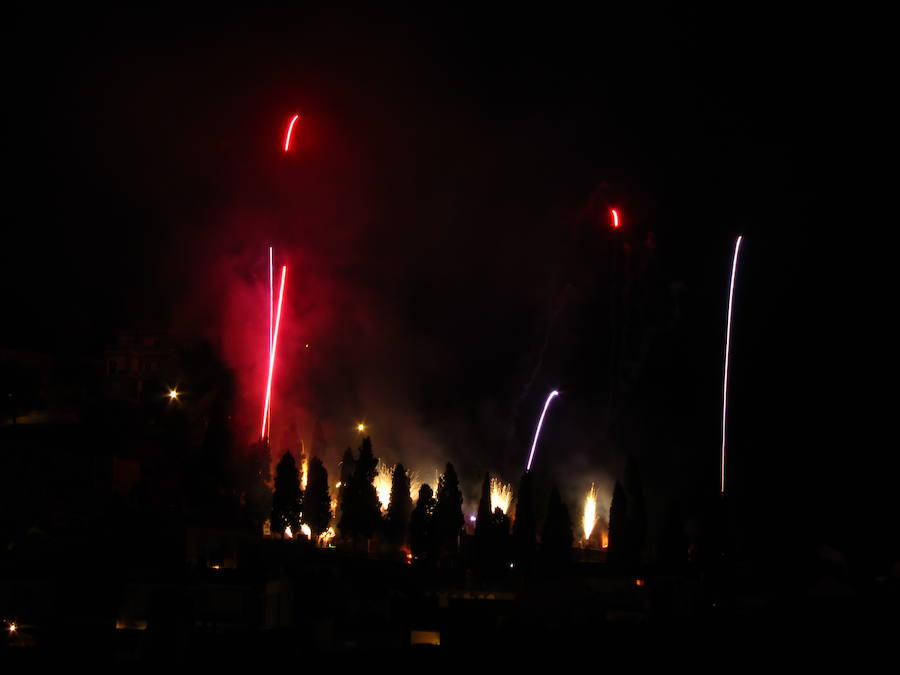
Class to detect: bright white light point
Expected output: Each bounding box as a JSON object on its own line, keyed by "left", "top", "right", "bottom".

{"left": 469, "top": 515, "right": 476, "bottom": 523}
{"left": 168, "top": 389, "right": 179, "bottom": 400}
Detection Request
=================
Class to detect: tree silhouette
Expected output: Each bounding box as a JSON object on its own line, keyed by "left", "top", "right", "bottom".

{"left": 607, "top": 479, "right": 629, "bottom": 566}
{"left": 304, "top": 457, "right": 332, "bottom": 541}
{"left": 409, "top": 483, "right": 436, "bottom": 560}
{"left": 338, "top": 437, "right": 381, "bottom": 544}
{"left": 512, "top": 470, "right": 536, "bottom": 571}
{"left": 541, "top": 484, "right": 573, "bottom": 569}
{"left": 658, "top": 499, "right": 688, "bottom": 567}
{"left": 434, "top": 462, "right": 464, "bottom": 555}
{"left": 335, "top": 447, "right": 355, "bottom": 525}
{"left": 475, "top": 472, "right": 493, "bottom": 539}
{"left": 271, "top": 451, "right": 302, "bottom": 537}
{"left": 623, "top": 455, "right": 647, "bottom": 564}
{"left": 386, "top": 463, "right": 412, "bottom": 548}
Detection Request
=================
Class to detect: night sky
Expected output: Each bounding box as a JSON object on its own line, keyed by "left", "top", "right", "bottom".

{"left": 4, "top": 7, "right": 892, "bottom": 563}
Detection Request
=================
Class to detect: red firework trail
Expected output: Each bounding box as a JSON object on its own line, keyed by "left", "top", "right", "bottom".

{"left": 610, "top": 208, "right": 620, "bottom": 229}
{"left": 283, "top": 114, "right": 300, "bottom": 152}
{"left": 267, "top": 246, "right": 273, "bottom": 438}
{"left": 261, "top": 265, "right": 287, "bottom": 439}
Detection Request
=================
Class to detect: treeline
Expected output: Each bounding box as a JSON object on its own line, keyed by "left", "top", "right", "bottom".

{"left": 266, "top": 435, "right": 675, "bottom": 573}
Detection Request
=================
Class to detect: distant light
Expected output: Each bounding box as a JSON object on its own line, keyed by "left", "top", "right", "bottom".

{"left": 168, "top": 388, "right": 179, "bottom": 401}
{"left": 8, "top": 622, "right": 15, "bottom": 633}
{"left": 305, "top": 343, "right": 310, "bottom": 349}
{"left": 611, "top": 208, "right": 620, "bottom": 229}
{"left": 469, "top": 515, "right": 476, "bottom": 523}
{"left": 357, "top": 423, "right": 366, "bottom": 433}
{"left": 635, "top": 578, "right": 645, "bottom": 587}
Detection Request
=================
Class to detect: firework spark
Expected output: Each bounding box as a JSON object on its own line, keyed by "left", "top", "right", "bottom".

{"left": 490, "top": 478, "right": 513, "bottom": 514}
{"left": 300, "top": 456, "right": 309, "bottom": 491}
{"left": 526, "top": 389, "right": 560, "bottom": 471}
{"left": 583, "top": 484, "right": 599, "bottom": 541}
{"left": 260, "top": 265, "right": 286, "bottom": 439}
{"left": 721, "top": 235, "right": 743, "bottom": 496}
{"left": 374, "top": 461, "right": 394, "bottom": 512}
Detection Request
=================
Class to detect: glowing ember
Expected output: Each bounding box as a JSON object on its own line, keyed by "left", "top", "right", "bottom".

{"left": 300, "top": 524, "right": 311, "bottom": 539}
{"left": 301, "top": 457, "right": 309, "bottom": 491}
{"left": 601, "top": 531, "right": 609, "bottom": 549}
{"left": 490, "top": 478, "right": 513, "bottom": 514}
{"left": 374, "top": 461, "right": 394, "bottom": 512}
{"left": 284, "top": 525, "right": 293, "bottom": 539}
{"left": 583, "top": 484, "right": 599, "bottom": 541}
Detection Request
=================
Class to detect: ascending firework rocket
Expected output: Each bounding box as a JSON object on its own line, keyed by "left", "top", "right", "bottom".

{"left": 720, "top": 235, "right": 743, "bottom": 496}
{"left": 525, "top": 389, "right": 560, "bottom": 471}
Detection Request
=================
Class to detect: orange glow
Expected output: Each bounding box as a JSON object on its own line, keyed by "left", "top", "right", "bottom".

{"left": 635, "top": 578, "right": 645, "bottom": 587}
{"left": 356, "top": 422, "right": 366, "bottom": 433}
{"left": 601, "top": 531, "right": 609, "bottom": 549}
{"left": 168, "top": 388, "right": 179, "bottom": 401}
{"left": 490, "top": 478, "right": 513, "bottom": 514}
{"left": 582, "top": 484, "right": 598, "bottom": 541}
{"left": 283, "top": 113, "right": 300, "bottom": 152}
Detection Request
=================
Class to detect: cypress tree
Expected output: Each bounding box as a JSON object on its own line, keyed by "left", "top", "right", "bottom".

{"left": 475, "top": 472, "right": 493, "bottom": 538}
{"left": 304, "top": 457, "right": 332, "bottom": 541}
{"left": 338, "top": 437, "right": 381, "bottom": 543}
{"left": 409, "top": 483, "right": 436, "bottom": 560}
{"left": 386, "top": 463, "right": 412, "bottom": 548}
{"left": 607, "top": 479, "right": 629, "bottom": 566}
{"left": 512, "top": 470, "right": 536, "bottom": 570}
{"left": 541, "top": 484, "right": 574, "bottom": 568}
{"left": 434, "top": 462, "right": 464, "bottom": 555}
{"left": 271, "top": 451, "right": 302, "bottom": 537}
{"left": 624, "top": 455, "right": 647, "bottom": 564}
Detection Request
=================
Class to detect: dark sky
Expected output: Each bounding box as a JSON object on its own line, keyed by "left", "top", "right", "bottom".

{"left": 4, "top": 6, "right": 892, "bottom": 558}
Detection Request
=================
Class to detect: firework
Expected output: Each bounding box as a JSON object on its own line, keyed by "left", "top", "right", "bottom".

{"left": 374, "top": 461, "right": 394, "bottom": 512}
{"left": 317, "top": 527, "right": 336, "bottom": 547}
{"left": 300, "top": 524, "right": 312, "bottom": 539}
{"left": 283, "top": 113, "right": 300, "bottom": 152}
{"left": 721, "top": 235, "right": 743, "bottom": 496}
{"left": 267, "top": 247, "right": 273, "bottom": 437}
{"left": 490, "top": 478, "right": 513, "bottom": 514}
{"left": 610, "top": 208, "right": 620, "bottom": 229}
{"left": 526, "top": 389, "right": 560, "bottom": 471}
{"left": 301, "top": 456, "right": 309, "bottom": 491}
{"left": 260, "top": 265, "right": 287, "bottom": 438}
{"left": 284, "top": 525, "right": 293, "bottom": 539}
{"left": 583, "top": 484, "right": 598, "bottom": 541}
